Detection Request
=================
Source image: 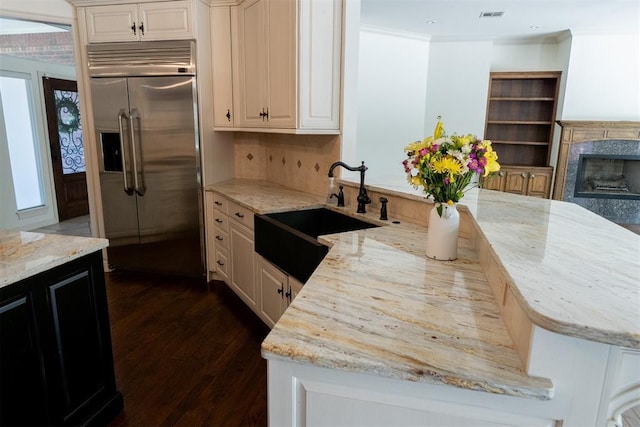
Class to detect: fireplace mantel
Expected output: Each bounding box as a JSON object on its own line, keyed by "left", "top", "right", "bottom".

{"left": 553, "top": 120, "right": 640, "bottom": 200}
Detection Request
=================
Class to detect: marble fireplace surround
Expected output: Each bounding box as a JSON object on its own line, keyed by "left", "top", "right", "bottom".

{"left": 554, "top": 121, "right": 640, "bottom": 224}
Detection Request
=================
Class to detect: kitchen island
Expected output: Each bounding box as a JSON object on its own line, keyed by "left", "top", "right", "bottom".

{"left": 206, "top": 179, "right": 639, "bottom": 426}
{"left": 0, "top": 230, "right": 122, "bottom": 426}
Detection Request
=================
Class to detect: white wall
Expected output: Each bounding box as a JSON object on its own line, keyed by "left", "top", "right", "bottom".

{"left": 0, "top": 55, "right": 76, "bottom": 230}
{"left": 561, "top": 32, "right": 640, "bottom": 120}
{"left": 424, "top": 41, "right": 492, "bottom": 139}
{"left": 352, "top": 33, "right": 577, "bottom": 186}
{"left": 490, "top": 39, "right": 563, "bottom": 72}
{"left": 492, "top": 37, "right": 570, "bottom": 168}
{"left": 356, "top": 28, "right": 430, "bottom": 181}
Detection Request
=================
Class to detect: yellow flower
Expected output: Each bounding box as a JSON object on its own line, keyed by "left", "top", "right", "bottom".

{"left": 409, "top": 174, "right": 422, "bottom": 186}
{"left": 433, "top": 118, "right": 444, "bottom": 139}
{"left": 483, "top": 150, "right": 500, "bottom": 176}
{"left": 447, "top": 200, "right": 454, "bottom": 206}
{"left": 404, "top": 139, "right": 427, "bottom": 152}
{"left": 431, "top": 157, "right": 463, "bottom": 177}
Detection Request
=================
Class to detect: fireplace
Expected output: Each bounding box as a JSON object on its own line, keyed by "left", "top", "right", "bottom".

{"left": 574, "top": 154, "right": 640, "bottom": 200}
{"left": 554, "top": 121, "right": 640, "bottom": 225}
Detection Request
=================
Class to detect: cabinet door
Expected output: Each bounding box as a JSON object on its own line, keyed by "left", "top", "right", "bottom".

{"left": 482, "top": 171, "right": 506, "bottom": 192}
{"left": 0, "top": 291, "right": 49, "bottom": 426}
{"left": 138, "top": 1, "right": 193, "bottom": 41}
{"left": 44, "top": 256, "right": 119, "bottom": 424}
{"left": 212, "top": 6, "right": 235, "bottom": 127}
{"left": 85, "top": 4, "right": 139, "bottom": 43}
{"left": 527, "top": 170, "right": 552, "bottom": 198}
{"left": 236, "top": 0, "right": 267, "bottom": 127}
{"left": 287, "top": 276, "right": 304, "bottom": 306}
{"left": 230, "top": 221, "right": 257, "bottom": 308}
{"left": 504, "top": 170, "right": 528, "bottom": 195}
{"left": 258, "top": 256, "right": 287, "bottom": 328}
{"left": 264, "top": 0, "right": 296, "bottom": 128}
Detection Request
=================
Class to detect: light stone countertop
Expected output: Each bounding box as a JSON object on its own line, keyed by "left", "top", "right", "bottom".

{"left": 349, "top": 178, "right": 640, "bottom": 349}
{"left": 207, "top": 178, "right": 640, "bottom": 399}
{"left": 207, "top": 179, "right": 555, "bottom": 400}
{"left": 0, "top": 230, "right": 108, "bottom": 288}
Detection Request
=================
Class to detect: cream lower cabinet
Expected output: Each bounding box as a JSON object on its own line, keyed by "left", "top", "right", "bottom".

{"left": 82, "top": 1, "right": 194, "bottom": 43}
{"left": 207, "top": 192, "right": 304, "bottom": 326}
{"left": 207, "top": 192, "right": 231, "bottom": 283}
{"left": 228, "top": 202, "right": 257, "bottom": 310}
{"left": 257, "top": 255, "right": 303, "bottom": 328}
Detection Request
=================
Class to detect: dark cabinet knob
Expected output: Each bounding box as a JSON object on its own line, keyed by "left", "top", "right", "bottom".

{"left": 131, "top": 22, "right": 137, "bottom": 35}
{"left": 138, "top": 22, "right": 145, "bottom": 35}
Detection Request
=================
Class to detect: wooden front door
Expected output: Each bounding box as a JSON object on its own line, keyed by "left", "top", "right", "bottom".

{"left": 42, "top": 77, "right": 89, "bottom": 221}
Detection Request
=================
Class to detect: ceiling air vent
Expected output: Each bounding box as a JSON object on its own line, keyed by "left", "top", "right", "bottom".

{"left": 479, "top": 11, "right": 504, "bottom": 18}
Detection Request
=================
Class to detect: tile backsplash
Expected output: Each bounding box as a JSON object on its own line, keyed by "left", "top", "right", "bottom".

{"left": 234, "top": 133, "right": 341, "bottom": 196}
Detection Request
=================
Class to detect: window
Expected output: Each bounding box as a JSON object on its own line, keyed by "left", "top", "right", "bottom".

{"left": 0, "top": 72, "right": 45, "bottom": 210}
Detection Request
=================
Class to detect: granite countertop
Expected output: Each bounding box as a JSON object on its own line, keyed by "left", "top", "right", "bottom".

{"left": 0, "top": 230, "right": 108, "bottom": 288}
{"left": 208, "top": 178, "right": 640, "bottom": 400}
{"left": 207, "top": 179, "right": 555, "bottom": 400}
{"left": 357, "top": 179, "right": 640, "bottom": 349}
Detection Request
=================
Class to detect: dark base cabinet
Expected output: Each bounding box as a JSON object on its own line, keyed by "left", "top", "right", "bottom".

{"left": 0, "top": 251, "right": 123, "bottom": 426}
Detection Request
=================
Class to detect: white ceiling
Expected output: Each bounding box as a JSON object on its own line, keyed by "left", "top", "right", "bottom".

{"left": 360, "top": 0, "right": 640, "bottom": 41}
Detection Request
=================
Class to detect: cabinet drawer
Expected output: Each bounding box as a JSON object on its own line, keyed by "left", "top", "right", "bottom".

{"left": 229, "top": 201, "right": 254, "bottom": 230}
{"left": 212, "top": 193, "right": 230, "bottom": 215}
{"left": 213, "top": 229, "right": 229, "bottom": 251}
{"left": 212, "top": 211, "right": 229, "bottom": 234}
{"left": 214, "top": 245, "right": 230, "bottom": 281}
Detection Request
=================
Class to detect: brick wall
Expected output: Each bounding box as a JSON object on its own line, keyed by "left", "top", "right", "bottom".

{"left": 0, "top": 32, "right": 75, "bottom": 65}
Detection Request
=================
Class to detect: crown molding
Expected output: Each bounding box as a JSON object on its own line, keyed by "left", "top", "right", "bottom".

{"left": 360, "top": 24, "right": 431, "bottom": 42}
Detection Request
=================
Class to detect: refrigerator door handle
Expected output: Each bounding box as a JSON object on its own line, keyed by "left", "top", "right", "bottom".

{"left": 117, "top": 110, "right": 134, "bottom": 195}
{"left": 129, "top": 109, "right": 146, "bottom": 196}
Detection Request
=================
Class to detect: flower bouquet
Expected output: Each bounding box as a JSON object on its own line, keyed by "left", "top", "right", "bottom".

{"left": 402, "top": 117, "right": 500, "bottom": 217}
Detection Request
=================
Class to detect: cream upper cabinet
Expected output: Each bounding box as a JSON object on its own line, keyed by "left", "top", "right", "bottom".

{"left": 211, "top": 7, "right": 235, "bottom": 127}
{"left": 84, "top": 1, "right": 194, "bottom": 43}
{"left": 213, "top": 0, "right": 342, "bottom": 133}
{"left": 235, "top": 0, "right": 295, "bottom": 129}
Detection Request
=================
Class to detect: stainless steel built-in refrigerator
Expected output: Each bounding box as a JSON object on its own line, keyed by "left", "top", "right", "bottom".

{"left": 88, "top": 41, "right": 203, "bottom": 277}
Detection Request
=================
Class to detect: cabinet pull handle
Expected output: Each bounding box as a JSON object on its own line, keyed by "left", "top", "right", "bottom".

{"left": 131, "top": 22, "right": 137, "bottom": 35}
{"left": 521, "top": 173, "right": 528, "bottom": 178}
{"left": 499, "top": 171, "right": 505, "bottom": 177}
{"left": 226, "top": 109, "right": 231, "bottom": 121}
{"left": 214, "top": 201, "right": 223, "bottom": 206}
{"left": 259, "top": 108, "right": 269, "bottom": 121}
{"left": 277, "top": 283, "right": 284, "bottom": 295}
{"left": 138, "top": 22, "right": 145, "bottom": 36}
{"left": 216, "top": 260, "right": 225, "bottom": 266}
{"left": 215, "top": 235, "right": 223, "bottom": 241}
{"left": 530, "top": 174, "right": 536, "bottom": 179}
{"left": 234, "top": 212, "right": 245, "bottom": 218}
{"left": 215, "top": 218, "right": 223, "bottom": 223}
{"left": 285, "top": 288, "right": 292, "bottom": 302}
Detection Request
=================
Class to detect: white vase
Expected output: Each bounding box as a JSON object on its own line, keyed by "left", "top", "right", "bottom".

{"left": 425, "top": 203, "right": 459, "bottom": 261}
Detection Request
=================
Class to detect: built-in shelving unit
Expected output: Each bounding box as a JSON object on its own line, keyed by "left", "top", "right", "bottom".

{"left": 484, "top": 71, "right": 560, "bottom": 167}
{"left": 483, "top": 71, "right": 561, "bottom": 198}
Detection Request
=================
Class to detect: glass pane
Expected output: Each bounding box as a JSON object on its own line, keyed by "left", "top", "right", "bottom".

{"left": 54, "top": 89, "right": 85, "bottom": 174}
{"left": 0, "top": 75, "right": 44, "bottom": 210}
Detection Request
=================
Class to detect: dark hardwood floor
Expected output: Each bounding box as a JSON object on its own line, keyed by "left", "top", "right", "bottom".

{"left": 105, "top": 271, "right": 269, "bottom": 427}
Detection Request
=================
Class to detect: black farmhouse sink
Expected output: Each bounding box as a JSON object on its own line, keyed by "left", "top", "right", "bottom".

{"left": 254, "top": 208, "right": 378, "bottom": 283}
